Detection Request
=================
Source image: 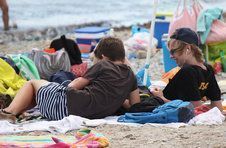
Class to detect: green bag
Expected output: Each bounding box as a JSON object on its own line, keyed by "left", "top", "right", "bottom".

{"left": 204, "top": 41, "right": 226, "bottom": 62}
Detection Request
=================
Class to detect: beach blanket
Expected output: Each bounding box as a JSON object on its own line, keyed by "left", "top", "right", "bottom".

{"left": 0, "top": 135, "right": 74, "bottom": 147}
{"left": 7, "top": 54, "right": 40, "bottom": 80}
{"left": 0, "top": 108, "right": 224, "bottom": 134}
{"left": 0, "top": 129, "right": 109, "bottom": 147}
{"left": 0, "top": 115, "right": 190, "bottom": 134}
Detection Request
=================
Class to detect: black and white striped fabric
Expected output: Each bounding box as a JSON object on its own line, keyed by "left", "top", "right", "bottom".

{"left": 36, "top": 83, "right": 68, "bottom": 120}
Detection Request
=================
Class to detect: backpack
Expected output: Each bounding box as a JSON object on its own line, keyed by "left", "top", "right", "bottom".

{"left": 129, "top": 86, "right": 164, "bottom": 112}
{"left": 29, "top": 49, "right": 71, "bottom": 80}
{"left": 129, "top": 95, "right": 164, "bottom": 113}
{"left": 114, "top": 86, "right": 164, "bottom": 115}
{"left": 50, "top": 35, "right": 82, "bottom": 65}
{"left": 118, "top": 100, "right": 194, "bottom": 124}
{"left": 49, "top": 70, "right": 76, "bottom": 86}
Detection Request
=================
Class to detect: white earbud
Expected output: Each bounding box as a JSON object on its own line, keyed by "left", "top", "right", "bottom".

{"left": 186, "top": 49, "right": 189, "bottom": 55}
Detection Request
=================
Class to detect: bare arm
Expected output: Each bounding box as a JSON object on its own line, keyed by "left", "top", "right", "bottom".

{"left": 122, "top": 88, "right": 140, "bottom": 109}
{"left": 68, "top": 77, "right": 90, "bottom": 90}
{"left": 150, "top": 87, "right": 170, "bottom": 103}
{"left": 210, "top": 100, "right": 223, "bottom": 111}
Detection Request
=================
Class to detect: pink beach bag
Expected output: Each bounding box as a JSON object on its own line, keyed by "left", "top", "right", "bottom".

{"left": 168, "top": 0, "right": 202, "bottom": 36}
{"left": 206, "top": 20, "right": 226, "bottom": 44}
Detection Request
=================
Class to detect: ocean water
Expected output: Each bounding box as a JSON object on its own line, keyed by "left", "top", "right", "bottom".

{"left": 6, "top": 0, "right": 226, "bottom": 29}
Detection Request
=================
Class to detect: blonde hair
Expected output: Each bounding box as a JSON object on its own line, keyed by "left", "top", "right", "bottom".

{"left": 168, "top": 39, "right": 204, "bottom": 62}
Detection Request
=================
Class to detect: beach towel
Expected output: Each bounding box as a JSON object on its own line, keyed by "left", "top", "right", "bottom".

{"left": 0, "top": 135, "right": 74, "bottom": 147}
{"left": 0, "top": 58, "right": 27, "bottom": 97}
{"left": 7, "top": 54, "right": 40, "bottom": 80}
{"left": 161, "top": 66, "right": 180, "bottom": 84}
{"left": 73, "top": 129, "right": 109, "bottom": 147}
{"left": 0, "top": 56, "right": 19, "bottom": 74}
{"left": 0, "top": 115, "right": 192, "bottom": 135}
{"left": 0, "top": 129, "right": 109, "bottom": 148}
{"left": 196, "top": 7, "right": 226, "bottom": 44}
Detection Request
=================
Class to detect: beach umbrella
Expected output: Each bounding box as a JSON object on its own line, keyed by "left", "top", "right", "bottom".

{"left": 143, "top": 0, "right": 158, "bottom": 86}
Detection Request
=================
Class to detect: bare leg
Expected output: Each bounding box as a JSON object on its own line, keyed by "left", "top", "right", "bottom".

{"left": 0, "top": 0, "right": 9, "bottom": 30}
{"left": 4, "top": 80, "right": 50, "bottom": 115}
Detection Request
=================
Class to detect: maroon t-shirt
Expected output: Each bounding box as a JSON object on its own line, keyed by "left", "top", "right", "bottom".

{"left": 66, "top": 60, "right": 137, "bottom": 119}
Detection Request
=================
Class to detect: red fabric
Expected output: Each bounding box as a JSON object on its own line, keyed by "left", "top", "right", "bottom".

{"left": 71, "top": 62, "right": 88, "bottom": 77}
{"left": 194, "top": 105, "right": 211, "bottom": 116}
{"left": 43, "top": 48, "right": 56, "bottom": 54}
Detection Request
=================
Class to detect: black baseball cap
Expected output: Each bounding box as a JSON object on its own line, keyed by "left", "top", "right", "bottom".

{"left": 170, "top": 28, "right": 199, "bottom": 46}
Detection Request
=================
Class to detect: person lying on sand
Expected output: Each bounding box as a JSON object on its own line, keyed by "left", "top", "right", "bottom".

{"left": 151, "top": 28, "right": 225, "bottom": 115}
{"left": 0, "top": 37, "right": 140, "bottom": 123}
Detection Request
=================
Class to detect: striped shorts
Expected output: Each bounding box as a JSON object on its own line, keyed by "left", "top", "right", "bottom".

{"left": 36, "top": 82, "right": 68, "bottom": 120}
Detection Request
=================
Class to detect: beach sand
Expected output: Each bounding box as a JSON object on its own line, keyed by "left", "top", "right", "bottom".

{"left": 0, "top": 27, "right": 226, "bottom": 147}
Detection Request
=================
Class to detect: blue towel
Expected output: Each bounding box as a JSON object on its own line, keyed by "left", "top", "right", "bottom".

{"left": 118, "top": 100, "right": 194, "bottom": 124}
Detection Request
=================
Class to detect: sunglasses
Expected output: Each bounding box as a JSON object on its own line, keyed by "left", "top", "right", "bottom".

{"left": 169, "top": 47, "right": 181, "bottom": 55}
{"left": 168, "top": 39, "right": 189, "bottom": 55}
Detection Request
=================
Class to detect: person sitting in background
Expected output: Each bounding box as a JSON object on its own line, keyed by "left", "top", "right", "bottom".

{"left": 0, "top": 37, "right": 140, "bottom": 123}
{"left": 0, "top": 0, "right": 9, "bottom": 30}
{"left": 151, "top": 28, "right": 224, "bottom": 113}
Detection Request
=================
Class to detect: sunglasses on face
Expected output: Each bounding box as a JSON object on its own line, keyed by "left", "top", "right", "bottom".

{"left": 168, "top": 40, "right": 189, "bottom": 55}
{"left": 169, "top": 47, "right": 181, "bottom": 55}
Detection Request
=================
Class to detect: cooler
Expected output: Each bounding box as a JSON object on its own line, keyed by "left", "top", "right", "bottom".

{"left": 162, "top": 34, "right": 177, "bottom": 72}
{"left": 154, "top": 20, "right": 170, "bottom": 48}
{"left": 74, "top": 27, "right": 110, "bottom": 55}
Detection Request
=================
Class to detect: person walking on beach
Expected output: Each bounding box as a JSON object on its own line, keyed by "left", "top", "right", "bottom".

{"left": 0, "top": 0, "right": 9, "bottom": 30}
{"left": 151, "top": 28, "right": 224, "bottom": 113}
{"left": 0, "top": 37, "right": 140, "bottom": 123}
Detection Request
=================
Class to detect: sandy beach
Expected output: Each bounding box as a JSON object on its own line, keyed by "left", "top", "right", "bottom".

{"left": 0, "top": 26, "right": 226, "bottom": 147}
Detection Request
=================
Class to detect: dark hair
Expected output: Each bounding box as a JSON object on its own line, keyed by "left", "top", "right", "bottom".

{"left": 94, "top": 37, "right": 125, "bottom": 61}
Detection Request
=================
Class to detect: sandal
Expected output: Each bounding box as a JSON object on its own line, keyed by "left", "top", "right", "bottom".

{"left": 0, "top": 109, "right": 17, "bottom": 123}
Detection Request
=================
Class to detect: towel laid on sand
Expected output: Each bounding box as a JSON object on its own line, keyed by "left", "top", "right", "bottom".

{"left": 0, "top": 108, "right": 224, "bottom": 134}
{"left": 0, "top": 129, "right": 109, "bottom": 147}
